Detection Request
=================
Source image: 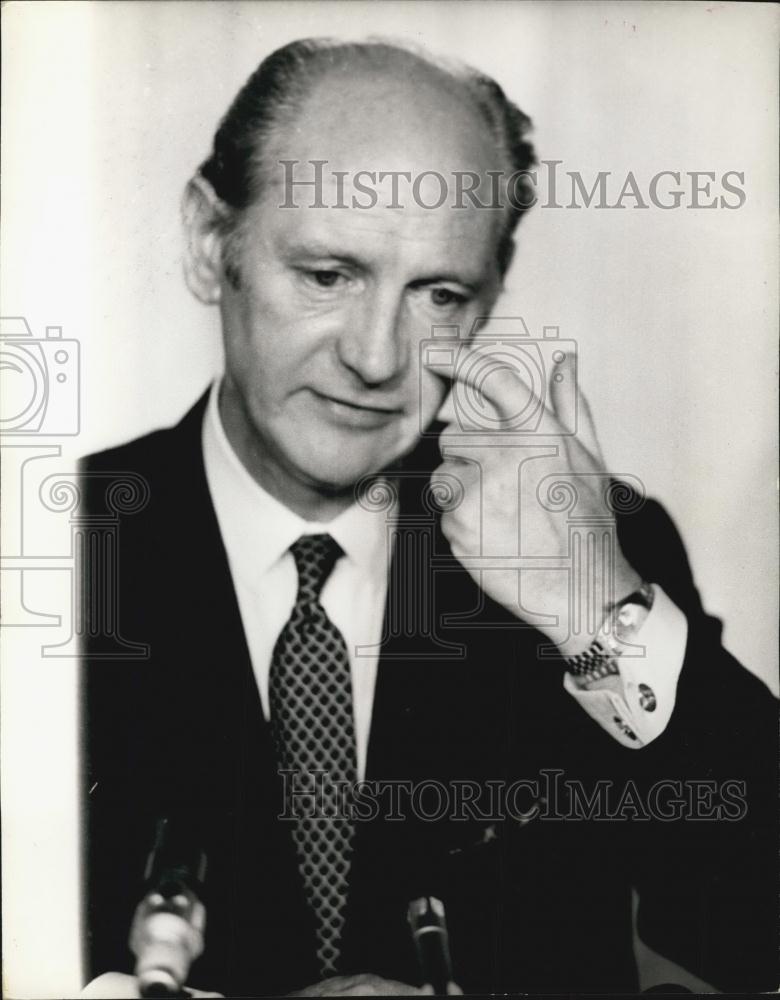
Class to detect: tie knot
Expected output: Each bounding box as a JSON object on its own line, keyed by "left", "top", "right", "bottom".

{"left": 290, "top": 533, "right": 344, "bottom": 604}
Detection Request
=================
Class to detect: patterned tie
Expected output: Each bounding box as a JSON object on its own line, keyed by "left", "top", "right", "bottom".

{"left": 269, "top": 533, "right": 358, "bottom": 976}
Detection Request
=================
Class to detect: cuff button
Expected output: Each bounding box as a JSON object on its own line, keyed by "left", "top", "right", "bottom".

{"left": 612, "top": 715, "right": 638, "bottom": 741}
{"left": 638, "top": 683, "right": 657, "bottom": 712}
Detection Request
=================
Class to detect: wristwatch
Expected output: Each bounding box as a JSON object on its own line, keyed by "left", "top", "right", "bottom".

{"left": 565, "top": 582, "right": 655, "bottom": 681}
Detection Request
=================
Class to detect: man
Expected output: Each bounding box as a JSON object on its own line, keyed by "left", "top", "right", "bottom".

{"left": 81, "top": 39, "right": 776, "bottom": 996}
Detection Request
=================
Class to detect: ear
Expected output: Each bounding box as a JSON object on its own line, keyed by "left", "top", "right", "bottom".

{"left": 181, "top": 174, "right": 232, "bottom": 304}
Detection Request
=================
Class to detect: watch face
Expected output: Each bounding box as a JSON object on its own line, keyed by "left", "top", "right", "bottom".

{"left": 613, "top": 607, "right": 635, "bottom": 642}
{"left": 613, "top": 599, "right": 650, "bottom": 641}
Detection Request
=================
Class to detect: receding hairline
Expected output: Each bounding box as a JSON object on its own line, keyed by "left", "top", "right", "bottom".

{"left": 195, "top": 36, "right": 536, "bottom": 281}
{"left": 264, "top": 67, "right": 508, "bottom": 188}
{"left": 281, "top": 37, "right": 492, "bottom": 100}
{"left": 257, "top": 41, "right": 516, "bottom": 202}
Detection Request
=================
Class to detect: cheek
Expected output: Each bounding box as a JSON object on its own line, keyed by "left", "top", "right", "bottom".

{"left": 224, "top": 294, "right": 312, "bottom": 383}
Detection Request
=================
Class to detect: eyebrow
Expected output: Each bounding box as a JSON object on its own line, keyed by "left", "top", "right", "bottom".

{"left": 283, "top": 239, "right": 361, "bottom": 264}
{"left": 409, "top": 274, "right": 481, "bottom": 293}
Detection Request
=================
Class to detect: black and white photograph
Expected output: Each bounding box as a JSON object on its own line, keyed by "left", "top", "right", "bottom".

{"left": 1, "top": 2, "right": 778, "bottom": 996}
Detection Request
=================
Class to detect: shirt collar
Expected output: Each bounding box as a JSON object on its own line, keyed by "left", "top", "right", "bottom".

{"left": 202, "top": 380, "right": 393, "bottom": 588}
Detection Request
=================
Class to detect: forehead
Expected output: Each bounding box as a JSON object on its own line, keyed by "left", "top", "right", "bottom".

{"left": 246, "top": 61, "right": 507, "bottom": 277}
{"left": 252, "top": 193, "right": 501, "bottom": 286}
{"left": 287, "top": 61, "right": 501, "bottom": 168}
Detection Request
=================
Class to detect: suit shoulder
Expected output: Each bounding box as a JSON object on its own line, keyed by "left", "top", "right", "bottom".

{"left": 80, "top": 425, "right": 174, "bottom": 475}
{"left": 614, "top": 485, "right": 701, "bottom": 616}
{"left": 78, "top": 393, "right": 209, "bottom": 522}
{"left": 618, "top": 491, "right": 685, "bottom": 555}
{"left": 80, "top": 391, "right": 209, "bottom": 476}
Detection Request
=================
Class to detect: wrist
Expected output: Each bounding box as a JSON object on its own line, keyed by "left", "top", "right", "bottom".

{"left": 554, "top": 566, "right": 644, "bottom": 658}
{"left": 562, "top": 581, "right": 655, "bottom": 677}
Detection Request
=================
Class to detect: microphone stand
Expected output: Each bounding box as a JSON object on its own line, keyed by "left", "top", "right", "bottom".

{"left": 407, "top": 896, "right": 454, "bottom": 995}
{"left": 128, "top": 818, "right": 208, "bottom": 998}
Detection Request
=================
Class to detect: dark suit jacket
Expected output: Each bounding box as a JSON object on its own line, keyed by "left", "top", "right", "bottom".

{"left": 82, "top": 392, "right": 777, "bottom": 995}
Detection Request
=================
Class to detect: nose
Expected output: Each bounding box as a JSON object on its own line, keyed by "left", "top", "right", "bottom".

{"left": 336, "top": 288, "right": 409, "bottom": 387}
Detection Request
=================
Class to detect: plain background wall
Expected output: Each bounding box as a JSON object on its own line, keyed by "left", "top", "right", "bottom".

{"left": 2, "top": 2, "right": 777, "bottom": 995}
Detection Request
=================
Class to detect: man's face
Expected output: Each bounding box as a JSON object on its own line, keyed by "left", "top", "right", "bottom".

{"left": 216, "top": 68, "right": 505, "bottom": 509}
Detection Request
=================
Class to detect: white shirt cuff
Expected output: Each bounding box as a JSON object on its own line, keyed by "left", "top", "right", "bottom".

{"left": 562, "top": 585, "right": 688, "bottom": 748}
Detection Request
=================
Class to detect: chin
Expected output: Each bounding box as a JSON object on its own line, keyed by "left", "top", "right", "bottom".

{"left": 284, "top": 418, "right": 422, "bottom": 494}
{"left": 293, "top": 450, "right": 371, "bottom": 491}
{"left": 301, "top": 443, "right": 405, "bottom": 496}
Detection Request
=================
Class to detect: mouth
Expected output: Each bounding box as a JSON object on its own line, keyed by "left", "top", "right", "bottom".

{"left": 310, "top": 389, "right": 404, "bottom": 429}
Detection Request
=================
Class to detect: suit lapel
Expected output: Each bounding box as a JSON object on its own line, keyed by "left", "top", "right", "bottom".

{"left": 151, "top": 393, "right": 320, "bottom": 989}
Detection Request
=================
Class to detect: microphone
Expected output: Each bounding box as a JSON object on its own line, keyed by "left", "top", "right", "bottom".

{"left": 407, "top": 896, "right": 454, "bottom": 995}
{"left": 128, "top": 818, "right": 208, "bottom": 998}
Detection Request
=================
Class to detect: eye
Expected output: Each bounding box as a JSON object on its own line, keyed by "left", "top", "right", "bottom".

{"left": 430, "top": 287, "right": 468, "bottom": 308}
{"left": 308, "top": 269, "right": 343, "bottom": 288}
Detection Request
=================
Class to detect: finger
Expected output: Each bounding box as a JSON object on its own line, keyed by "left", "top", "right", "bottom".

{"left": 577, "top": 387, "right": 606, "bottom": 468}
{"left": 425, "top": 342, "right": 566, "bottom": 434}
{"left": 548, "top": 352, "right": 605, "bottom": 469}
{"left": 425, "top": 340, "right": 537, "bottom": 424}
{"left": 548, "top": 350, "right": 577, "bottom": 434}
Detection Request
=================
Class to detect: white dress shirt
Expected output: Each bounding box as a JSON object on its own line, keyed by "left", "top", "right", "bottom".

{"left": 564, "top": 587, "right": 687, "bottom": 748}
{"left": 202, "top": 379, "right": 686, "bottom": 764}
{"left": 202, "top": 381, "right": 393, "bottom": 780}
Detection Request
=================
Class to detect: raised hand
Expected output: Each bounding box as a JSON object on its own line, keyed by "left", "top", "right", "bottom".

{"left": 427, "top": 344, "right": 642, "bottom": 657}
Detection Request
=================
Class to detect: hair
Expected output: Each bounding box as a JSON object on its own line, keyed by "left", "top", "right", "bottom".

{"left": 196, "top": 37, "right": 537, "bottom": 282}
